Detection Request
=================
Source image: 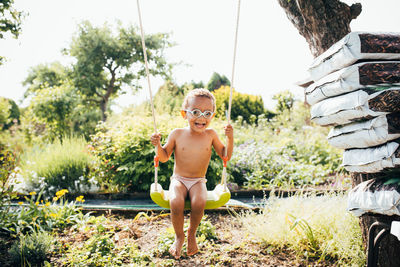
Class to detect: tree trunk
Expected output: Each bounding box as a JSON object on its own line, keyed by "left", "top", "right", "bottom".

{"left": 277, "top": 0, "right": 361, "bottom": 57}
{"left": 277, "top": 1, "right": 400, "bottom": 266}
{"left": 100, "top": 99, "right": 107, "bottom": 122}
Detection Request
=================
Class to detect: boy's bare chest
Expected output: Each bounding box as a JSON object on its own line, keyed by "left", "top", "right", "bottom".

{"left": 175, "top": 135, "right": 213, "bottom": 154}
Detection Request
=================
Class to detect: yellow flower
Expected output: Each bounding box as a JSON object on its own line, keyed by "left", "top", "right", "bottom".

{"left": 75, "top": 195, "right": 85, "bottom": 202}
{"left": 53, "top": 197, "right": 59, "bottom": 202}
{"left": 45, "top": 202, "right": 50, "bottom": 207}
{"left": 18, "top": 202, "right": 23, "bottom": 205}
{"left": 50, "top": 213, "right": 57, "bottom": 218}
{"left": 29, "top": 192, "right": 36, "bottom": 196}
{"left": 35, "top": 202, "right": 39, "bottom": 206}
{"left": 55, "top": 189, "right": 69, "bottom": 198}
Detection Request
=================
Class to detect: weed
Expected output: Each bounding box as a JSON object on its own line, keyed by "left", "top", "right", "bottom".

{"left": 238, "top": 192, "right": 365, "bottom": 266}
{"left": 9, "top": 230, "right": 53, "bottom": 267}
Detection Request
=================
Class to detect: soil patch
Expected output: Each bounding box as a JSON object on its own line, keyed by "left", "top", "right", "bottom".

{"left": 1, "top": 212, "right": 337, "bottom": 266}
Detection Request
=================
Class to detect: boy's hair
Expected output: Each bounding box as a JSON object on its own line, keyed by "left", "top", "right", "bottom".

{"left": 182, "top": 88, "right": 216, "bottom": 111}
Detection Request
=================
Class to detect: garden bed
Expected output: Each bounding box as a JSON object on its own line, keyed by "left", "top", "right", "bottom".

{"left": 0, "top": 213, "right": 337, "bottom": 266}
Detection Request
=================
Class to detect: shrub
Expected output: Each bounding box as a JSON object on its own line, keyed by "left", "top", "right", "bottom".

{"left": 0, "top": 143, "right": 19, "bottom": 235}
{"left": 213, "top": 85, "right": 265, "bottom": 123}
{"left": 228, "top": 101, "right": 345, "bottom": 189}
{"left": 9, "top": 230, "right": 53, "bottom": 267}
{"left": 229, "top": 140, "right": 339, "bottom": 189}
{"left": 20, "top": 137, "right": 96, "bottom": 196}
{"left": 90, "top": 113, "right": 227, "bottom": 193}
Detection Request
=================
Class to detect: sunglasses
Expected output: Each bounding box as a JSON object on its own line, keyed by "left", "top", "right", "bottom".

{"left": 184, "top": 109, "right": 214, "bottom": 119}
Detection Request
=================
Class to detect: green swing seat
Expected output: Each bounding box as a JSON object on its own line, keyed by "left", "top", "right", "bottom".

{"left": 150, "top": 182, "right": 231, "bottom": 210}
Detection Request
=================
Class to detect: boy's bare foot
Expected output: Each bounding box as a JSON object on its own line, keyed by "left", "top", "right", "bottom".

{"left": 169, "top": 235, "right": 185, "bottom": 259}
{"left": 187, "top": 232, "right": 199, "bottom": 256}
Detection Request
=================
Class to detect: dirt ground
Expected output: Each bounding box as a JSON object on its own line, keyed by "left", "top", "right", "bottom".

{"left": 1, "top": 211, "right": 337, "bottom": 266}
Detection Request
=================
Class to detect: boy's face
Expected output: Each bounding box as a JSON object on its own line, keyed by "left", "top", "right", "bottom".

{"left": 181, "top": 96, "right": 215, "bottom": 133}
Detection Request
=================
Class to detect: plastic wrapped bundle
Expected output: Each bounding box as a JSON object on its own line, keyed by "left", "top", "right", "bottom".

{"left": 310, "top": 89, "right": 400, "bottom": 126}
{"left": 306, "top": 61, "right": 400, "bottom": 105}
{"left": 348, "top": 178, "right": 400, "bottom": 217}
{"left": 343, "top": 141, "right": 400, "bottom": 173}
{"left": 309, "top": 32, "right": 400, "bottom": 82}
{"left": 328, "top": 115, "right": 400, "bottom": 149}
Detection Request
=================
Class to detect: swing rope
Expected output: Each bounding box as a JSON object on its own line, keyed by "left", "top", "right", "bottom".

{"left": 136, "top": 0, "right": 241, "bottom": 193}
{"left": 222, "top": 0, "right": 241, "bottom": 191}
{"left": 136, "top": 0, "right": 159, "bottom": 188}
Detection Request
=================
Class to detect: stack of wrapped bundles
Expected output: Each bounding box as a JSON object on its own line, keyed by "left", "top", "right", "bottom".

{"left": 305, "top": 32, "right": 400, "bottom": 216}
{"left": 306, "top": 31, "right": 400, "bottom": 174}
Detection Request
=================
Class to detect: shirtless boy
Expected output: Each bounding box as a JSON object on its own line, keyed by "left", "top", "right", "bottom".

{"left": 150, "top": 88, "right": 234, "bottom": 259}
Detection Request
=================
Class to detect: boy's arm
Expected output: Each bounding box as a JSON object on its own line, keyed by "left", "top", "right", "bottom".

{"left": 211, "top": 125, "right": 234, "bottom": 161}
{"left": 151, "top": 130, "right": 177, "bottom": 163}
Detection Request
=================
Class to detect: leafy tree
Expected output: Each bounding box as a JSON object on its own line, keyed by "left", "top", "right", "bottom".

{"left": 23, "top": 61, "right": 101, "bottom": 139}
{"left": 0, "top": 0, "right": 24, "bottom": 64}
{"left": 153, "top": 80, "right": 208, "bottom": 115}
{"left": 213, "top": 85, "right": 264, "bottom": 123}
{"left": 23, "top": 62, "right": 70, "bottom": 97}
{"left": 154, "top": 80, "right": 186, "bottom": 114}
{"left": 206, "top": 72, "right": 230, "bottom": 92}
{"left": 189, "top": 80, "right": 205, "bottom": 89}
{"left": 272, "top": 90, "right": 295, "bottom": 113}
{"left": 68, "top": 21, "right": 173, "bottom": 121}
{"left": 24, "top": 83, "right": 76, "bottom": 142}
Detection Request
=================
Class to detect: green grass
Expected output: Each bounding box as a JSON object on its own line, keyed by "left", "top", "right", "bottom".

{"left": 238, "top": 192, "right": 365, "bottom": 266}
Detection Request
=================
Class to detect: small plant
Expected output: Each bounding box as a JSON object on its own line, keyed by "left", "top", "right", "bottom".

{"left": 4, "top": 189, "right": 87, "bottom": 236}
{"left": 156, "top": 215, "right": 218, "bottom": 257}
{"left": 62, "top": 219, "right": 152, "bottom": 266}
{"left": 9, "top": 230, "right": 53, "bottom": 267}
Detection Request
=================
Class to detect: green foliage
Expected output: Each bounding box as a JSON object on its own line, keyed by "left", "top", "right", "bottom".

{"left": 9, "top": 230, "right": 53, "bottom": 267}
{"left": 22, "top": 62, "right": 101, "bottom": 140}
{"left": 272, "top": 90, "right": 295, "bottom": 113}
{"left": 23, "top": 61, "right": 71, "bottom": 98}
{"left": 24, "top": 83, "right": 77, "bottom": 142}
{"left": 239, "top": 193, "right": 365, "bottom": 266}
{"left": 89, "top": 113, "right": 226, "bottom": 192}
{"left": 156, "top": 215, "right": 217, "bottom": 257}
{"left": 206, "top": 72, "right": 230, "bottom": 92}
{"left": 2, "top": 189, "right": 87, "bottom": 236}
{"left": 0, "top": 97, "right": 11, "bottom": 128}
{"left": 154, "top": 80, "right": 188, "bottom": 114}
{"left": 213, "top": 85, "right": 265, "bottom": 123}
{"left": 228, "top": 101, "right": 344, "bottom": 189}
{"left": 69, "top": 20, "right": 173, "bottom": 121}
{"left": 0, "top": 0, "right": 24, "bottom": 64}
{"left": 62, "top": 215, "right": 151, "bottom": 266}
{"left": 0, "top": 143, "right": 19, "bottom": 235}
{"left": 20, "top": 137, "right": 95, "bottom": 196}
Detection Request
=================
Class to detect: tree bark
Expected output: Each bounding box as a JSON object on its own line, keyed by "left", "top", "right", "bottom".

{"left": 352, "top": 173, "right": 400, "bottom": 267}
{"left": 277, "top": 0, "right": 361, "bottom": 57}
{"left": 277, "top": 1, "right": 400, "bottom": 266}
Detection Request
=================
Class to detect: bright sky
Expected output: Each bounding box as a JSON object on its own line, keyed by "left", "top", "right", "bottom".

{"left": 1, "top": 0, "right": 400, "bottom": 112}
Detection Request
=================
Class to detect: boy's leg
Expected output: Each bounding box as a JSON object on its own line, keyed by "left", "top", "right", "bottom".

{"left": 187, "top": 181, "right": 207, "bottom": 256}
{"left": 168, "top": 179, "right": 188, "bottom": 259}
